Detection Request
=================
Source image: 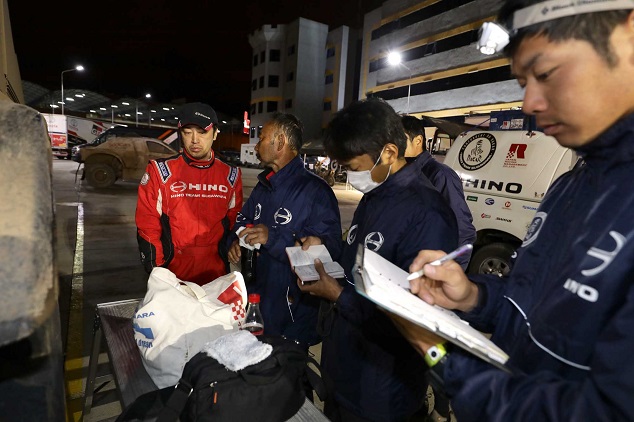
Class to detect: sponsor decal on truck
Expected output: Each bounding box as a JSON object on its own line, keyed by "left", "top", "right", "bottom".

{"left": 444, "top": 127, "right": 579, "bottom": 276}
{"left": 43, "top": 114, "right": 68, "bottom": 150}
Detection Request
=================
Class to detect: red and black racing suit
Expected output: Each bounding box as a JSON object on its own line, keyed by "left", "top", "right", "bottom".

{"left": 136, "top": 150, "right": 243, "bottom": 285}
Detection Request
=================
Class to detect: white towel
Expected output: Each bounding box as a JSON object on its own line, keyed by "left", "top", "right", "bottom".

{"left": 202, "top": 330, "right": 272, "bottom": 371}
{"left": 236, "top": 226, "right": 261, "bottom": 250}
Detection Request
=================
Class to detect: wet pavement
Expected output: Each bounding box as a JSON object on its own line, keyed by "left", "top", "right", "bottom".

{"left": 53, "top": 160, "right": 360, "bottom": 421}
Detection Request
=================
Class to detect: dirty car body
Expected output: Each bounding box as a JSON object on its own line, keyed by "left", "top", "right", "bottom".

{"left": 73, "top": 136, "right": 178, "bottom": 188}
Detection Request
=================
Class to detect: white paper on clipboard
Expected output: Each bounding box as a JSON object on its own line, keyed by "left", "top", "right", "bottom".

{"left": 352, "top": 246, "right": 510, "bottom": 371}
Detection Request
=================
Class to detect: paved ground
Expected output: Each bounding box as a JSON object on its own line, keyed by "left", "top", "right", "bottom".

{"left": 54, "top": 160, "right": 454, "bottom": 422}
{"left": 52, "top": 160, "right": 360, "bottom": 421}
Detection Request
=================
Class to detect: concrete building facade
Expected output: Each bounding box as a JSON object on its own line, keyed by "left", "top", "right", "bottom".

{"left": 360, "top": 0, "right": 524, "bottom": 118}
{"left": 248, "top": 0, "right": 529, "bottom": 147}
{"left": 0, "top": 0, "right": 24, "bottom": 104}
{"left": 248, "top": 18, "right": 330, "bottom": 144}
{"left": 321, "top": 26, "right": 360, "bottom": 131}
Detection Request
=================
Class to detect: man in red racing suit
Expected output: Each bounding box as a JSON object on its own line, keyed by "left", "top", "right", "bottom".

{"left": 136, "top": 102, "right": 243, "bottom": 285}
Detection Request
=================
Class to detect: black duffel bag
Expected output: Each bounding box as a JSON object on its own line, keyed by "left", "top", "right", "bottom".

{"left": 117, "top": 334, "right": 326, "bottom": 422}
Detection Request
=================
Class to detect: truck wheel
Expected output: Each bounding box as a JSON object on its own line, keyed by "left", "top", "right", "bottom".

{"left": 467, "top": 242, "right": 515, "bottom": 277}
{"left": 85, "top": 163, "right": 116, "bottom": 188}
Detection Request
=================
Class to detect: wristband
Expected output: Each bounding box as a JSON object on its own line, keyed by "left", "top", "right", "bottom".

{"left": 424, "top": 342, "right": 448, "bottom": 368}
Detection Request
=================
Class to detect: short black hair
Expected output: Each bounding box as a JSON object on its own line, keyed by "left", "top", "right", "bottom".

{"left": 401, "top": 115, "right": 426, "bottom": 151}
{"left": 268, "top": 112, "right": 304, "bottom": 151}
{"left": 499, "top": 0, "right": 631, "bottom": 66}
{"left": 324, "top": 98, "right": 407, "bottom": 162}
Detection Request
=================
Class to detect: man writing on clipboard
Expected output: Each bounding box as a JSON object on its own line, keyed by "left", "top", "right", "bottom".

{"left": 389, "top": 0, "right": 634, "bottom": 420}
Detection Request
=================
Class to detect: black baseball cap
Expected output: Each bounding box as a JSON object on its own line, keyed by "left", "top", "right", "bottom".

{"left": 177, "top": 102, "right": 219, "bottom": 131}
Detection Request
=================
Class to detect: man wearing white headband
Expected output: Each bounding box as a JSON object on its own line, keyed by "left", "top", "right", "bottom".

{"left": 393, "top": 1, "right": 634, "bottom": 420}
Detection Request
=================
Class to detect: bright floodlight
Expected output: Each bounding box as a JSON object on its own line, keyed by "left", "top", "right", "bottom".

{"left": 76, "top": 65, "right": 85, "bottom": 71}
{"left": 477, "top": 22, "right": 510, "bottom": 55}
{"left": 387, "top": 52, "right": 402, "bottom": 66}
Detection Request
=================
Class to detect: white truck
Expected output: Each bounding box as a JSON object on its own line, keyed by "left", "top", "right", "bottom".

{"left": 43, "top": 114, "right": 110, "bottom": 159}
{"left": 240, "top": 143, "right": 260, "bottom": 167}
{"left": 444, "top": 128, "right": 580, "bottom": 276}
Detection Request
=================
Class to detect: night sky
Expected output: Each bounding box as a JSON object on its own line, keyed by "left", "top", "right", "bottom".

{"left": 7, "top": 0, "right": 380, "bottom": 117}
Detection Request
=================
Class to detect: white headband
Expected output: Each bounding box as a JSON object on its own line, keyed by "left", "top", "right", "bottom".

{"left": 513, "top": 0, "right": 634, "bottom": 30}
{"left": 477, "top": 0, "right": 633, "bottom": 54}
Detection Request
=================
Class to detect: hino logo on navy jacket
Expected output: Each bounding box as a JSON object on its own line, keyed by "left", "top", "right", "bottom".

{"left": 273, "top": 207, "right": 292, "bottom": 225}
{"left": 321, "top": 161, "right": 459, "bottom": 421}
{"left": 443, "top": 113, "right": 634, "bottom": 420}
{"left": 229, "top": 157, "right": 342, "bottom": 347}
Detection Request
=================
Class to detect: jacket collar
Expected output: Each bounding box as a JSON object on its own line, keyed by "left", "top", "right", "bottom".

{"left": 257, "top": 156, "right": 305, "bottom": 189}
{"left": 364, "top": 156, "right": 420, "bottom": 198}
{"left": 575, "top": 113, "right": 634, "bottom": 168}
{"left": 182, "top": 149, "right": 216, "bottom": 169}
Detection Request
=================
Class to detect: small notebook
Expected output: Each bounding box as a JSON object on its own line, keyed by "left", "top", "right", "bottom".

{"left": 285, "top": 245, "right": 345, "bottom": 284}
{"left": 353, "top": 245, "right": 510, "bottom": 372}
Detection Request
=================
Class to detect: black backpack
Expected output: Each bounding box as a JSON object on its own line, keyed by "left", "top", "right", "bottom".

{"left": 117, "top": 335, "right": 327, "bottom": 422}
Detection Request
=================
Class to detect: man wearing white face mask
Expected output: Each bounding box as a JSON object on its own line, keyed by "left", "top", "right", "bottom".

{"left": 345, "top": 145, "right": 389, "bottom": 192}
{"left": 299, "top": 97, "right": 458, "bottom": 422}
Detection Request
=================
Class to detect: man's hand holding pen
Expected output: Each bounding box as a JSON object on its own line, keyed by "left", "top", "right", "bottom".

{"left": 408, "top": 249, "right": 480, "bottom": 313}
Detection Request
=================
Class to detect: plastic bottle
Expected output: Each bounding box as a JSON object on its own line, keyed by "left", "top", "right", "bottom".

{"left": 241, "top": 224, "right": 257, "bottom": 286}
{"left": 242, "top": 293, "right": 264, "bottom": 336}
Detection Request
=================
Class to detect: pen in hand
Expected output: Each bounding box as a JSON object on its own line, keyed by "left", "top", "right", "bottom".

{"left": 406, "top": 244, "right": 473, "bottom": 281}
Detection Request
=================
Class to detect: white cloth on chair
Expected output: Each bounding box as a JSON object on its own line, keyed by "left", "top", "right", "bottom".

{"left": 203, "top": 330, "right": 272, "bottom": 371}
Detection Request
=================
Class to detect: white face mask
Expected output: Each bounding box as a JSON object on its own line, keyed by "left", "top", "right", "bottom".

{"left": 347, "top": 147, "right": 391, "bottom": 194}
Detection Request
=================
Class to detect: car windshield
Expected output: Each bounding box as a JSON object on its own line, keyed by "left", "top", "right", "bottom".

{"left": 90, "top": 132, "right": 108, "bottom": 145}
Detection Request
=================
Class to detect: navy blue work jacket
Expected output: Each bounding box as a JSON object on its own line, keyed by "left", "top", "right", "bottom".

{"left": 320, "top": 161, "right": 458, "bottom": 421}
{"left": 408, "top": 151, "right": 476, "bottom": 269}
{"left": 445, "top": 113, "right": 634, "bottom": 422}
{"left": 231, "top": 157, "right": 342, "bottom": 346}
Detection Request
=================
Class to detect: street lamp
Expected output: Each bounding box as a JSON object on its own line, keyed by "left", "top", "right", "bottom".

{"left": 111, "top": 104, "right": 118, "bottom": 125}
{"left": 387, "top": 52, "right": 412, "bottom": 114}
{"left": 61, "top": 65, "right": 84, "bottom": 116}
{"left": 136, "top": 93, "right": 151, "bottom": 127}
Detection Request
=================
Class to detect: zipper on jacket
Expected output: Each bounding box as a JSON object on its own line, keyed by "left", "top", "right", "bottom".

{"left": 505, "top": 295, "right": 590, "bottom": 370}
{"left": 209, "top": 381, "right": 218, "bottom": 409}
